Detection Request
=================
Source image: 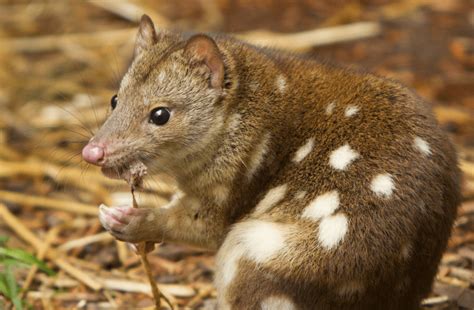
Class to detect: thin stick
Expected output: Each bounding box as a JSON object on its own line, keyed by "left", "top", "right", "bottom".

{"left": 0, "top": 190, "right": 98, "bottom": 216}
{"left": 86, "top": 0, "right": 170, "bottom": 27}
{"left": 131, "top": 190, "right": 173, "bottom": 309}
{"left": 237, "top": 22, "right": 381, "bottom": 51}
{"left": 57, "top": 232, "right": 113, "bottom": 252}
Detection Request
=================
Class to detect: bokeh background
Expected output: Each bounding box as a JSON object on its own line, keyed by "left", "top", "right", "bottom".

{"left": 0, "top": 0, "right": 473, "bottom": 309}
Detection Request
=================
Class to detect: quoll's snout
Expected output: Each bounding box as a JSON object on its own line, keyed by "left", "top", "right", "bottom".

{"left": 82, "top": 142, "right": 105, "bottom": 165}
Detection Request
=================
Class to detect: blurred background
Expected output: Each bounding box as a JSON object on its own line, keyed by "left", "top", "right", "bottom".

{"left": 0, "top": 0, "right": 473, "bottom": 309}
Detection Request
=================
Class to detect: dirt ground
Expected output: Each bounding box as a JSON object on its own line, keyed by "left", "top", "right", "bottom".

{"left": 0, "top": 0, "right": 473, "bottom": 309}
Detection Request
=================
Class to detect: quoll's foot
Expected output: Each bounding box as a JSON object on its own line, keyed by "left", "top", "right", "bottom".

{"left": 99, "top": 204, "right": 159, "bottom": 243}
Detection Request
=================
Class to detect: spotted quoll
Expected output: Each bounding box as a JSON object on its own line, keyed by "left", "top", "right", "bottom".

{"left": 82, "top": 15, "right": 461, "bottom": 309}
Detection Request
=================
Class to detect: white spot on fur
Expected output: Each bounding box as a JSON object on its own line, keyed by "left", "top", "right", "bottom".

{"left": 215, "top": 220, "right": 289, "bottom": 289}
{"left": 212, "top": 185, "right": 229, "bottom": 204}
{"left": 216, "top": 242, "right": 245, "bottom": 289}
{"left": 329, "top": 144, "right": 360, "bottom": 170}
{"left": 371, "top": 173, "right": 395, "bottom": 198}
{"left": 163, "top": 191, "right": 184, "bottom": 209}
{"left": 247, "top": 133, "right": 271, "bottom": 180}
{"left": 146, "top": 213, "right": 155, "bottom": 222}
{"left": 401, "top": 243, "right": 411, "bottom": 260}
{"left": 157, "top": 71, "right": 166, "bottom": 83}
{"left": 295, "top": 190, "right": 307, "bottom": 200}
{"left": 293, "top": 138, "right": 315, "bottom": 163}
{"left": 326, "top": 101, "right": 336, "bottom": 115}
{"left": 249, "top": 81, "right": 260, "bottom": 92}
{"left": 344, "top": 105, "right": 359, "bottom": 117}
{"left": 228, "top": 113, "right": 242, "bottom": 133}
{"left": 261, "top": 296, "right": 296, "bottom": 310}
{"left": 413, "top": 136, "right": 431, "bottom": 156}
{"left": 318, "top": 213, "right": 348, "bottom": 249}
{"left": 338, "top": 281, "right": 365, "bottom": 297}
{"left": 254, "top": 184, "right": 287, "bottom": 216}
{"left": 302, "top": 190, "right": 340, "bottom": 220}
{"left": 241, "top": 221, "right": 288, "bottom": 263}
{"left": 276, "top": 75, "right": 287, "bottom": 93}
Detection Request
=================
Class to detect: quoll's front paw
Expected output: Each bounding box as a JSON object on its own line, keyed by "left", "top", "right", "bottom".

{"left": 99, "top": 204, "right": 160, "bottom": 243}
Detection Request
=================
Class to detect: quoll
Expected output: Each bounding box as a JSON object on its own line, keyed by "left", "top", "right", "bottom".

{"left": 82, "top": 15, "right": 461, "bottom": 309}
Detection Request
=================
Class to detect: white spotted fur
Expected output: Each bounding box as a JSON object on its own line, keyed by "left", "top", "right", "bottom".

{"left": 276, "top": 75, "right": 287, "bottom": 93}
{"left": 294, "top": 190, "right": 307, "bottom": 200}
{"left": 254, "top": 184, "right": 287, "bottom": 216}
{"left": 261, "top": 296, "right": 296, "bottom": 310}
{"left": 213, "top": 184, "right": 230, "bottom": 204}
{"left": 247, "top": 133, "right": 271, "bottom": 180}
{"left": 302, "top": 190, "right": 340, "bottom": 220}
{"left": 318, "top": 213, "right": 348, "bottom": 249}
{"left": 413, "top": 136, "right": 431, "bottom": 156}
{"left": 329, "top": 144, "right": 360, "bottom": 170}
{"left": 293, "top": 138, "right": 315, "bottom": 163}
{"left": 325, "top": 101, "right": 336, "bottom": 115}
{"left": 344, "top": 105, "right": 359, "bottom": 117}
{"left": 371, "top": 173, "right": 395, "bottom": 198}
{"left": 216, "top": 220, "right": 289, "bottom": 289}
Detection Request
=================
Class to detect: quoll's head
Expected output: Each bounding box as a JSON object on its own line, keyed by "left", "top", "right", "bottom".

{"left": 82, "top": 15, "right": 230, "bottom": 177}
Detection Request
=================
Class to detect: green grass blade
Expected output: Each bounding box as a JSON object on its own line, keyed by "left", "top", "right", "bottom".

{"left": 0, "top": 247, "right": 54, "bottom": 276}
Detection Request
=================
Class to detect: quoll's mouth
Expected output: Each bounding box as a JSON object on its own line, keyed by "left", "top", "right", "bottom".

{"left": 101, "top": 160, "right": 148, "bottom": 188}
{"left": 100, "top": 166, "right": 123, "bottom": 180}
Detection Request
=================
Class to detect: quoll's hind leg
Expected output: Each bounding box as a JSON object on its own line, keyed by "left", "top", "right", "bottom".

{"left": 214, "top": 217, "right": 425, "bottom": 310}
{"left": 214, "top": 219, "right": 302, "bottom": 309}
{"left": 215, "top": 258, "right": 301, "bottom": 309}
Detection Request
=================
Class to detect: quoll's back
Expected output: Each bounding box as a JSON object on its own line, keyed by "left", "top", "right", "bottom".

{"left": 214, "top": 38, "right": 460, "bottom": 310}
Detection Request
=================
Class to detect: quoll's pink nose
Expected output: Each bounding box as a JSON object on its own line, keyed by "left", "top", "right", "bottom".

{"left": 82, "top": 143, "right": 105, "bottom": 165}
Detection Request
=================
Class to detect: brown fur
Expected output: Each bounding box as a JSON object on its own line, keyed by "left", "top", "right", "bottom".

{"left": 88, "top": 15, "right": 461, "bottom": 309}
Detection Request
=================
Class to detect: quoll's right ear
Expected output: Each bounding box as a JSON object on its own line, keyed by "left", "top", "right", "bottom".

{"left": 134, "top": 14, "right": 158, "bottom": 57}
{"left": 184, "top": 34, "right": 225, "bottom": 90}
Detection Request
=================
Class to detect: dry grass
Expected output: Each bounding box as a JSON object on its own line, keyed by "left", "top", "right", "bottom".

{"left": 0, "top": 0, "right": 473, "bottom": 309}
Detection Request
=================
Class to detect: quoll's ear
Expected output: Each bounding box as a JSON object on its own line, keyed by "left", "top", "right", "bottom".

{"left": 184, "top": 34, "right": 224, "bottom": 89}
{"left": 134, "top": 14, "right": 158, "bottom": 57}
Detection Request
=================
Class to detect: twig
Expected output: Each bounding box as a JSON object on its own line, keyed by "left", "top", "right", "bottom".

{"left": 186, "top": 285, "right": 214, "bottom": 308}
{"left": 131, "top": 189, "right": 173, "bottom": 309}
{"left": 460, "top": 159, "right": 474, "bottom": 179}
{"left": 0, "top": 28, "right": 136, "bottom": 53}
{"left": 0, "top": 160, "right": 111, "bottom": 200}
{"left": 236, "top": 22, "right": 381, "bottom": 51}
{"left": 57, "top": 232, "right": 113, "bottom": 252}
{"left": 101, "top": 277, "right": 191, "bottom": 299}
{"left": 86, "top": 0, "right": 170, "bottom": 27}
{"left": 0, "top": 190, "right": 98, "bottom": 215}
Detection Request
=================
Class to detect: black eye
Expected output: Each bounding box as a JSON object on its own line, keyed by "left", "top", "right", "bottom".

{"left": 149, "top": 107, "right": 170, "bottom": 125}
{"left": 110, "top": 94, "right": 118, "bottom": 110}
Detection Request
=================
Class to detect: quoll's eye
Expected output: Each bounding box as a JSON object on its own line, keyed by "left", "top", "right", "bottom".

{"left": 110, "top": 94, "right": 118, "bottom": 110}
{"left": 149, "top": 107, "right": 170, "bottom": 125}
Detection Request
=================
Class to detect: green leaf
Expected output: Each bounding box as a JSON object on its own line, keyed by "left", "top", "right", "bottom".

{"left": 0, "top": 247, "right": 54, "bottom": 276}
{"left": 0, "top": 235, "right": 9, "bottom": 246}
{"left": 4, "top": 265, "right": 23, "bottom": 310}
{"left": 0, "top": 258, "right": 31, "bottom": 269}
{"left": 0, "top": 274, "right": 9, "bottom": 298}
